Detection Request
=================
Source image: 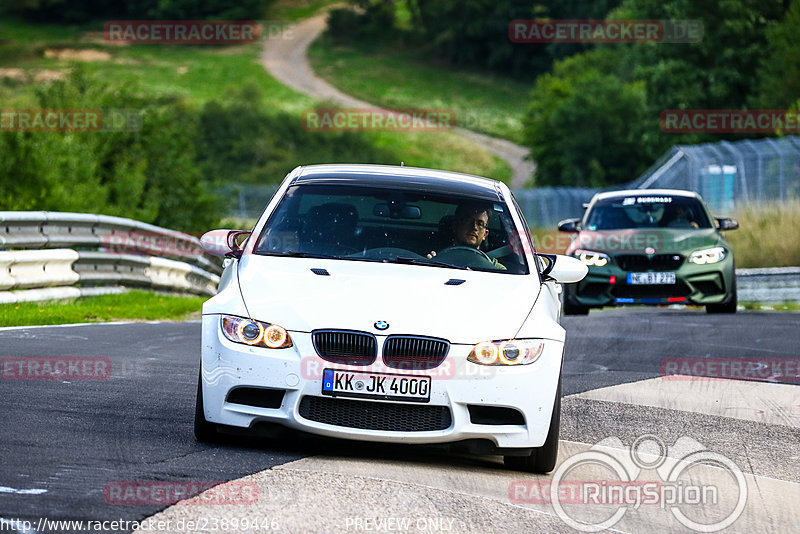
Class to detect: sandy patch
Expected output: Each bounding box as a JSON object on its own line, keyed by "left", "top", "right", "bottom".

{"left": 81, "top": 31, "right": 130, "bottom": 46}
{"left": 33, "top": 70, "right": 69, "bottom": 82}
{"left": 0, "top": 68, "right": 27, "bottom": 82}
{"left": 44, "top": 48, "right": 112, "bottom": 62}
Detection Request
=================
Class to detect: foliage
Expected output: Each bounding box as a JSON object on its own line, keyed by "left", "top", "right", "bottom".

{"left": 524, "top": 50, "right": 653, "bottom": 186}
{"left": 753, "top": 0, "right": 800, "bottom": 108}
{"left": 0, "top": 68, "right": 218, "bottom": 232}
{"left": 524, "top": 0, "right": 793, "bottom": 187}
{"left": 3, "top": 0, "right": 276, "bottom": 22}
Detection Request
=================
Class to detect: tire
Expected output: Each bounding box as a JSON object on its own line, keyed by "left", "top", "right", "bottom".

{"left": 194, "top": 370, "right": 218, "bottom": 442}
{"left": 563, "top": 297, "right": 589, "bottom": 316}
{"left": 504, "top": 378, "right": 561, "bottom": 473}
{"left": 706, "top": 276, "right": 737, "bottom": 314}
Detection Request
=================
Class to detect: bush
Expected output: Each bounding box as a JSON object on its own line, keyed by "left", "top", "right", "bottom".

{"left": 327, "top": 2, "right": 396, "bottom": 43}
{"left": 524, "top": 50, "right": 655, "bottom": 187}
{"left": 0, "top": 69, "right": 219, "bottom": 232}
{"left": 5, "top": 0, "right": 275, "bottom": 23}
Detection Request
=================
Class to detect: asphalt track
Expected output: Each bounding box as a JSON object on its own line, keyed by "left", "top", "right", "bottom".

{"left": 0, "top": 309, "right": 798, "bottom": 532}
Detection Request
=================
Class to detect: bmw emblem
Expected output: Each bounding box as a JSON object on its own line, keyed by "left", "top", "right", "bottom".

{"left": 645, "top": 247, "right": 656, "bottom": 255}
{"left": 374, "top": 320, "right": 389, "bottom": 331}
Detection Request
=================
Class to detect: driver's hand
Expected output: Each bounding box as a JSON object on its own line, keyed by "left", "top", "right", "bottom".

{"left": 426, "top": 251, "right": 436, "bottom": 259}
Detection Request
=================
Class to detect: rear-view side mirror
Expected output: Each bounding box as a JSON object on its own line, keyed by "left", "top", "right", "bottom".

{"left": 557, "top": 218, "right": 581, "bottom": 233}
{"left": 716, "top": 217, "right": 739, "bottom": 231}
{"left": 200, "top": 229, "right": 251, "bottom": 258}
{"left": 537, "top": 253, "right": 587, "bottom": 283}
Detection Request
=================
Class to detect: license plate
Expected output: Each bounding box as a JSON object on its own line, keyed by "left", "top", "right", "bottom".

{"left": 321, "top": 369, "right": 431, "bottom": 403}
{"left": 627, "top": 272, "right": 676, "bottom": 284}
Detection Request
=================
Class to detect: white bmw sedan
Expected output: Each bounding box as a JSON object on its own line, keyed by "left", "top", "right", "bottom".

{"left": 196, "top": 164, "right": 586, "bottom": 473}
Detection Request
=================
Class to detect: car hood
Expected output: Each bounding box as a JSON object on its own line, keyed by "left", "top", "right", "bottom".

{"left": 236, "top": 255, "right": 539, "bottom": 344}
{"left": 566, "top": 228, "right": 723, "bottom": 256}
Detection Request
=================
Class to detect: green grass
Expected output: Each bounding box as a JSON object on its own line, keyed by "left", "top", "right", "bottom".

{"left": 0, "top": 290, "right": 206, "bottom": 327}
{"left": 0, "top": 17, "right": 510, "bottom": 182}
{"left": 739, "top": 301, "right": 800, "bottom": 311}
{"left": 308, "top": 37, "right": 532, "bottom": 144}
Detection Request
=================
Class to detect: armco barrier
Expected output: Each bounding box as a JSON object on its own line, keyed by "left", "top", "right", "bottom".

{"left": 736, "top": 267, "right": 800, "bottom": 303}
{"left": 0, "top": 249, "right": 80, "bottom": 290}
{"left": 0, "top": 211, "right": 222, "bottom": 303}
{"left": 0, "top": 211, "right": 222, "bottom": 275}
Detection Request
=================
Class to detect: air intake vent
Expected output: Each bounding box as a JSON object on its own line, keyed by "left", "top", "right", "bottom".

{"left": 382, "top": 335, "right": 449, "bottom": 370}
{"left": 312, "top": 330, "right": 377, "bottom": 365}
{"left": 445, "top": 279, "right": 465, "bottom": 285}
{"left": 311, "top": 268, "right": 330, "bottom": 276}
{"left": 226, "top": 387, "right": 285, "bottom": 409}
{"left": 299, "top": 396, "right": 452, "bottom": 432}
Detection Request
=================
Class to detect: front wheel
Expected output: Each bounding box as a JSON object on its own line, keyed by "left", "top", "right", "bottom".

{"left": 194, "top": 371, "right": 218, "bottom": 442}
{"left": 504, "top": 378, "right": 561, "bottom": 473}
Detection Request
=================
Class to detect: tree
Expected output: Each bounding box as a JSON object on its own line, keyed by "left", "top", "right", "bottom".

{"left": 524, "top": 49, "right": 653, "bottom": 187}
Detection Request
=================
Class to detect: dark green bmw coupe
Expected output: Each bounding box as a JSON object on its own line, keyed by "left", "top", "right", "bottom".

{"left": 558, "top": 189, "right": 739, "bottom": 315}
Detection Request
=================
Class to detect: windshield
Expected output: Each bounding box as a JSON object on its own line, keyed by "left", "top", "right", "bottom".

{"left": 584, "top": 195, "right": 713, "bottom": 230}
{"left": 253, "top": 184, "right": 529, "bottom": 274}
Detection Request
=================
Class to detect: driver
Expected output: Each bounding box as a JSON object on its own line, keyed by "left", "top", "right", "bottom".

{"left": 427, "top": 204, "right": 506, "bottom": 270}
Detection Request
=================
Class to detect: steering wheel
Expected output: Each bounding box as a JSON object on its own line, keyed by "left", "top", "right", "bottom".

{"left": 435, "top": 246, "right": 496, "bottom": 269}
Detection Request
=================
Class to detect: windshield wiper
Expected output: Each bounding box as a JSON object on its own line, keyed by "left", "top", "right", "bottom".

{"left": 387, "top": 256, "right": 469, "bottom": 270}
{"left": 258, "top": 251, "right": 341, "bottom": 260}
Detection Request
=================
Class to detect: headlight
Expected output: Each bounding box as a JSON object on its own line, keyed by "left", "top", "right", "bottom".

{"left": 574, "top": 249, "right": 610, "bottom": 267}
{"left": 467, "top": 339, "right": 545, "bottom": 366}
{"left": 688, "top": 247, "right": 726, "bottom": 265}
{"left": 220, "top": 315, "right": 293, "bottom": 349}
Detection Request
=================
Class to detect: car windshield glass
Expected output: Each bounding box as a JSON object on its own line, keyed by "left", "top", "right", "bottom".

{"left": 584, "top": 195, "right": 713, "bottom": 230}
{"left": 253, "top": 184, "right": 529, "bottom": 274}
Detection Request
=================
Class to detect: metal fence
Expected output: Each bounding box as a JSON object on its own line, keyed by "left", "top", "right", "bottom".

{"left": 630, "top": 135, "right": 800, "bottom": 213}
{"left": 219, "top": 135, "right": 800, "bottom": 228}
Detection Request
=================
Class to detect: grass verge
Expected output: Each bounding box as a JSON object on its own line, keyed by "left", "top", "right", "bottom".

{"left": 308, "top": 37, "right": 531, "bottom": 144}
{"left": 738, "top": 301, "right": 800, "bottom": 311}
{"left": 0, "top": 290, "right": 206, "bottom": 327}
{"left": 726, "top": 200, "right": 800, "bottom": 268}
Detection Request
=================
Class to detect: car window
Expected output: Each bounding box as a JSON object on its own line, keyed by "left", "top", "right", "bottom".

{"left": 584, "top": 195, "right": 713, "bottom": 230}
{"left": 253, "top": 184, "right": 529, "bottom": 274}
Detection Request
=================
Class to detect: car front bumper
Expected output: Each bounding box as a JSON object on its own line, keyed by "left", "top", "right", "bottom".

{"left": 199, "top": 314, "right": 563, "bottom": 450}
{"left": 565, "top": 254, "right": 735, "bottom": 307}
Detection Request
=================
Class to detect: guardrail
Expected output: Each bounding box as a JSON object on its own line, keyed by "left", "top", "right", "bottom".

{"left": 736, "top": 267, "right": 800, "bottom": 303}
{"left": 0, "top": 212, "right": 222, "bottom": 304}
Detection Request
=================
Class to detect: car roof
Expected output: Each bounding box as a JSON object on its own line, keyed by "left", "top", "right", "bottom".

{"left": 291, "top": 164, "right": 503, "bottom": 201}
{"left": 591, "top": 189, "right": 702, "bottom": 202}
